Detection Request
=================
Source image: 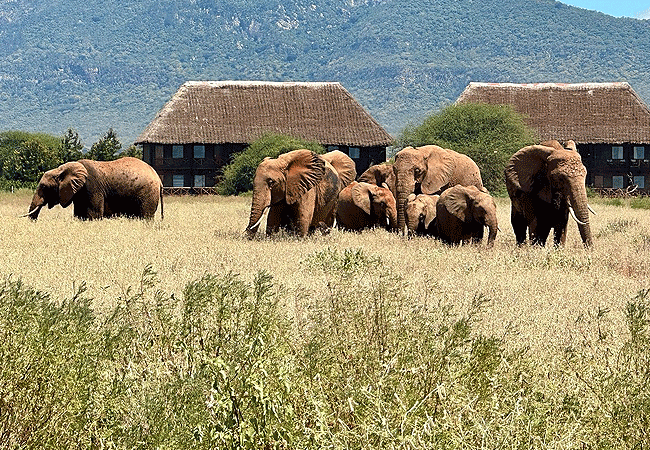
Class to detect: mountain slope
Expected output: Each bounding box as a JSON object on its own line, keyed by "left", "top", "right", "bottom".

{"left": 0, "top": 0, "right": 649, "bottom": 146}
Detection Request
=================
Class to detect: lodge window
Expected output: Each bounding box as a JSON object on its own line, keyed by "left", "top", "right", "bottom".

{"left": 634, "top": 146, "right": 645, "bottom": 160}
{"left": 612, "top": 146, "right": 623, "bottom": 160}
{"left": 349, "top": 147, "right": 360, "bottom": 159}
{"left": 155, "top": 145, "right": 163, "bottom": 159}
{"left": 172, "top": 175, "right": 184, "bottom": 187}
{"left": 634, "top": 176, "right": 645, "bottom": 189}
{"left": 194, "top": 145, "right": 205, "bottom": 159}
{"left": 612, "top": 175, "right": 624, "bottom": 189}
{"left": 173, "top": 145, "right": 184, "bottom": 158}
{"left": 194, "top": 175, "right": 205, "bottom": 187}
{"left": 594, "top": 175, "right": 603, "bottom": 187}
{"left": 327, "top": 145, "right": 339, "bottom": 152}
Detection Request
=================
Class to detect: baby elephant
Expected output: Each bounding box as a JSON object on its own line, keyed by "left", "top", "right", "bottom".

{"left": 336, "top": 181, "right": 398, "bottom": 231}
{"left": 436, "top": 185, "right": 498, "bottom": 247}
{"left": 405, "top": 193, "right": 440, "bottom": 236}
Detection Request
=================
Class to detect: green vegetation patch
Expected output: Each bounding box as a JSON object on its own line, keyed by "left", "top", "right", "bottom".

{"left": 2, "top": 249, "right": 650, "bottom": 448}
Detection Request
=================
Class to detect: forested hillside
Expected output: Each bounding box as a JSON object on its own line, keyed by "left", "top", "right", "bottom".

{"left": 0, "top": 0, "right": 649, "bottom": 146}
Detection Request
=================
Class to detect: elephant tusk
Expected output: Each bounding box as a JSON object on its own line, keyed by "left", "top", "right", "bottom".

{"left": 569, "top": 206, "right": 587, "bottom": 226}
{"left": 20, "top": 206, "right": 41, "bottom": 218}
{"left": 588, "top": 204, "right": 596, "bottom": 215}
{"left": 247, "top": 206, "right": 269, "bottom": 231}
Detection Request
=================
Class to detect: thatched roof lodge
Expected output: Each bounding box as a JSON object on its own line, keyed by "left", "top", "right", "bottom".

{"left": 456, "top": 82, "right": 650, "bottom": 191}
{"left": 135, "top": 81, "right": 393, "bottom": 190}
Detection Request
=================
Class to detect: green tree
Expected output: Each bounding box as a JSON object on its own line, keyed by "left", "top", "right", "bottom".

{"left": 397, "top": 103, "right": 538, "bottom": 194}
{"left": 0, "top": 131, "right": 61, "bottom": 178}
{"left": 2, "top": 139, "right": 61, "bottom": 182}
{"left": 120, "top": 144, "right": 143, "bottom": 159}
{"left": 59, "top": 128, "right": 84, "bottom": 162}
{"left": 217, "top": 133, "right": 325, "bottom": 196}
{"left": 87, "top": 128, "right": 121, "bottom": 161}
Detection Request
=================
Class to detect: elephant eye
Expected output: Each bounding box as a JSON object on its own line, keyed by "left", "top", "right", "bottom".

{"left": 267, "top": 178, "right": 275, "bottom": 186}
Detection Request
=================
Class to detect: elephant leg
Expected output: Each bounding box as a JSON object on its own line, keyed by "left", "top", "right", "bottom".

{"left": 531, "top": 216, "right": 551, "bottom": 245}
{"left": 553, "top": 209, "right": 570, "bottom": 246}
{"left": 289, "top": 203, "right": 312, "bottom": 237}
{"left": 511, "top": 205, "right": 528, "bottom": 245}
{"left": 85, "top": 200, "right": 105, "bottom": 220}
{"left": 471, "top": 225, "right": 484, "bottom": 244}
{"left": 266, "top": 205, "right": 284, "bottom": 235}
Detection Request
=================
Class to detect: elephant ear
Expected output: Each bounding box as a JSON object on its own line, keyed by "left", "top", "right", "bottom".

{"left": 505, "top": 145, "right": 554, "bottom": 198}
{"left": 58, "top": 162, "right": 88, "bottom": 207}
{"left": 442, "top": 187, "right": 469, "bottom": 222}
{"left": 285, "top": 150, "right": 326, "bottom": 204}
{"left": 352, "top": 182, "right": 372, "bottom": 215}
{"left": 322, "top": 150, "right": 356, "bottom": 189}
{"left": 424, "top": 195, "right": 439, "bottom": 228}
{"left": 421, "top": 146, "right": 454, "bottom": 195}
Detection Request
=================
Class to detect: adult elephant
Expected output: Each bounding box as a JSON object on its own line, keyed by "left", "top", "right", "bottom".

{"left": 246, "top": 149, "right": 356, "bottom": 238}
{"left": 335, "top": 181, "right": 397, "bottom": 232}
{"left": 358, "top": 163, "right": 396, "bottom": 197}
{"left": 27, "top": 157, "right": 163, "bottom": 220}
{"left": 405, "top": 193, "right": 439, "bottom": 236}
{"left": 505, "top": 140, "right": 593, "bottom": 247}
{"left": 436, "top": 185, "right": 498, "bottom": 247}
{"left": 393, "top": 145, "right": 484, "bottom": 233}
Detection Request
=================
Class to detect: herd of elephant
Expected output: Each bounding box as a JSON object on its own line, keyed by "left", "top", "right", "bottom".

{"left": 25, "top": 140, "right": 595, "bottom": 247}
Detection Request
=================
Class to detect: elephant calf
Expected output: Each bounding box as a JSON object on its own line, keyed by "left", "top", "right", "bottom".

{"left": 336, "top": 181, "right": 398, "bottom": 232}
{"left": 436, "top": 185, "right": 498, "bottom": 247}
{"left": 405, "top": 193, "right": 440, "bottom": 236}
{"left": 27, "top": 157, "right": 163, "bottom": 220}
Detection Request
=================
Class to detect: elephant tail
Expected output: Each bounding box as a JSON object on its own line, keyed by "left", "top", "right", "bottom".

{"left": 159, "top": 183, "right": 164, "bottom": 220}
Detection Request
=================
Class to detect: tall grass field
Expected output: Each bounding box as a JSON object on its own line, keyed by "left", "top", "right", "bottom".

{"left": 1, "top": 189, "right": 650, "bottom": 448}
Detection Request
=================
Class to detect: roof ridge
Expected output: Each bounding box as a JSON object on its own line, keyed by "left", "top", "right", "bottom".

{"left": 467, "top": 81, "right": 632, "bottom": 90}
{"left": 183, "top": 80, "right": 341, "bottom": 88}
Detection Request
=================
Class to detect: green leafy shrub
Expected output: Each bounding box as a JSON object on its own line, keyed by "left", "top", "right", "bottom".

{"left": 2, "top": 140, "right": 61, "bottom": 183}
{"left": 218, "top": 133, "right": 324, "bottom": 196}
{"left": 630, "top": 197, "right": 650, "bottom": 210}
{"left": 397, "top": 103, "right": 537, "bottom": 194}
{"left": 0, "top": 278, "right": 100, "bottom": 448}
{"left": 6, "top": 254, "right": 650, "bottom": 447}
{"left": 298, "top": 248, "right": 540, "bottom": 447}
{"left": 565, "top": 289, "right": 650, "bottom": 448}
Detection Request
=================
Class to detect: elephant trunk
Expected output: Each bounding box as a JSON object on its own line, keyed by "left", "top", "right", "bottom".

{"left": 27, "top": 193, "right": 44, "bottom": 220}
{"left": 484, "top": 210, "right": 498, "bottom": 248}
{"left": 246, "top": 188, "right": 271, "bottom": 239}
{"left": 396, "top": 178, "right": 414, "bottom": 235}
{"left": 568, "top": 181, "right": 593, "bottom": 247}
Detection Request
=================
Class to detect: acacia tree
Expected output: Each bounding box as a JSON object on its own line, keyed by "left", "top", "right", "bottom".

{"left": 397, "top": 103, "right": 537, "bottom": 194}
{"left": 87, "top": 128, "right": 122, "bottom": 161}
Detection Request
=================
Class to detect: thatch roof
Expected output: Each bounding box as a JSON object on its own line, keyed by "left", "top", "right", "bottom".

{"left": 456, "top": 82, "right": 650, "bottom": 144}
{"left": 135, "top": 81, "right": 393, "bottom": 147}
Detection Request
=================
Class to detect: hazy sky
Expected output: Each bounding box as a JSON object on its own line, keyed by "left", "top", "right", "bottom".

{"left": 560, "top": 1, "right": 650, "bottom": 18}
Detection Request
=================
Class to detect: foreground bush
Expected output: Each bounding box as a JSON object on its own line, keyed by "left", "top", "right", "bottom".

{"left": 1, "top": 252, "right": 650, "bottom": 448}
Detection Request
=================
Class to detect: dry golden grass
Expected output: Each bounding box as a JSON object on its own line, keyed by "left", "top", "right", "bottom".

{"left": 2, "top": 189, "right": 648, "bottom": 360}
